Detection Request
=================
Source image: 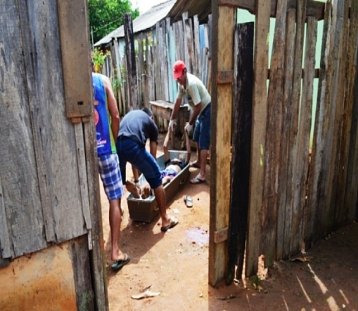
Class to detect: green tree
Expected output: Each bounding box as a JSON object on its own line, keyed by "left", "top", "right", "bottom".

{"left": 89, "top": 0, "right": 139, "bottom": 44}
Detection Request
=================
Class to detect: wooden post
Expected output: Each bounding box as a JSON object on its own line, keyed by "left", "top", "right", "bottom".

{"left": 246, "top": 0, "right": 270, "bottom": 277}
{"left": 226, "top": 22, "right": 254, "bottom": 284}
{"left": 124, "top": 14, "right": 138, "bottom": 109}
{"left": 209, "top": 0, "right": 236, "bottom": 286}
{"left": 261, "top": 0, "right": 287, "bottom": 266}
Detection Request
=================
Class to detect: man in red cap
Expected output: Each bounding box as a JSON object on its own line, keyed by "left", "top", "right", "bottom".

{"left": 168, "top": 60, "right": 211, "bottom": 184}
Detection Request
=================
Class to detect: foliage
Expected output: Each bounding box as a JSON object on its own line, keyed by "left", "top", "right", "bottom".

{"left": 88, "top": 0, "right": 139, "bottom": 44}
{"left": 91, "top": 48, "right": 109, "bottom": 66}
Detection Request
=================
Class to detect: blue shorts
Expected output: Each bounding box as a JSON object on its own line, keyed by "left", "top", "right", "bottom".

{"left": 97, "top": 153, "right": 124, "bottom": 200}
{"left": 116, "top": 137, "right": 162, "bottom": 189}
{"left": 193, "top": 104, "right": 211, "bottom": 150}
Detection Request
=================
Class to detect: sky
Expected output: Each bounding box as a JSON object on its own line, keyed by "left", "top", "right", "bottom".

{"left": 130, "top": 0, "right": 168, "bottom": 14}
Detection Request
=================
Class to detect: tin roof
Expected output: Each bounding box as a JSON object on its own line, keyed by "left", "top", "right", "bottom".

{"left": 94, "top": 0, "right": 176, "bottom": 46}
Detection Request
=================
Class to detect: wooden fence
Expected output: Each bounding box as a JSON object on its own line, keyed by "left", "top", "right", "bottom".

{"left": 242, "top": 0, "right": 358, "bottom": 278}
{"left": 103, "top": 12, "right": 211, "bottom": 131}
{"left": 100, "top": 0, "right": 358, "bottom": 281}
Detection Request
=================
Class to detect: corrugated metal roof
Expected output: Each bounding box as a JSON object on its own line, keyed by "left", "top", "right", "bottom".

{"left": 94, "top": 0, "right": 176, "bottom": 47}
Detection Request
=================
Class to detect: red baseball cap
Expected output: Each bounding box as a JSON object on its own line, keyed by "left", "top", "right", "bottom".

{"left": 173, "top": 60, "right": 186, "bottom": 79}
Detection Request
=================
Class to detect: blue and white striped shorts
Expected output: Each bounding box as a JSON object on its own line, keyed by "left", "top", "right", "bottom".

{"left": 98, "top": 153, "right": 124, "bottom": 200}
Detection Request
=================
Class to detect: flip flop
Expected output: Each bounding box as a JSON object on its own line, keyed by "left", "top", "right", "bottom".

{"left": 111, "top": 253, "right": 130, "bottom": 272}
{"left": 161, "top": 218, "right": 179, "bottom": 232}
{"left": 190, "top": 176, "right": 206, "bottom": 184}
{"left": 184, "top": 195, "right": 193, "bottom": 208}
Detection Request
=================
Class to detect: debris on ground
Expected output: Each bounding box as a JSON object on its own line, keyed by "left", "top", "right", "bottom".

{"left": 131, "top": 285, "right": 160, "bottom": 300}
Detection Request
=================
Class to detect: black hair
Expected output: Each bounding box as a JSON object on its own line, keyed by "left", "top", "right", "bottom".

{"left": 142, "top": 107, "right": 153, "bottom": 117}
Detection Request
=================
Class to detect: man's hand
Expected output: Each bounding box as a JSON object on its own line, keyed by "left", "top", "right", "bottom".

{"left": 168, "top": 119, "right": 177, "bottom": 131}
{"left": 184, "top": 122, "right": 193, "bottom": 134}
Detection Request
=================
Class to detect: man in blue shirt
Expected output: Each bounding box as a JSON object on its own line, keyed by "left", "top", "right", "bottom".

{"left": 92, "top": 72, "right": 130, "bottom": 271}
{"left": 116, "top": 108, "right": 178, "bottom": 232}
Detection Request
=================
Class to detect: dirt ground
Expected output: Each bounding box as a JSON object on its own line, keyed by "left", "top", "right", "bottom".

{"left": 100, "top": 136, "right": 358, "bottom": 311}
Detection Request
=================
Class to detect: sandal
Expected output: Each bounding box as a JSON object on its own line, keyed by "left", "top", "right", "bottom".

{"left": 161, "top": 218, "right": 179, "bottom": 232}
{"left": 111, "top": 253, "right": 130, "bottom": 272}
{"left": 190, "top": 176, "right": 206, "bottom": 184}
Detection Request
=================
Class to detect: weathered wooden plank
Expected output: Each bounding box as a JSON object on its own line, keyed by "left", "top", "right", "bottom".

{"left": 193, "top": 15, "right": 200, "bottom": 77}
{"left": 184, "top": 14, "right": 196, "bottom": 75}
{"left": 83, "top": 121, "right": 108, "bottom": 310}
{"left": 147, "top": 43, "right": 155, "bottom": 102}
{"left": 167, "top": 18, "right": 177, "bottom": 102}
{"left": 316, "top": 0, "right": 345, "bottom": 236}
{"left": 277, "top": 9, "right": 296, "bottom": 260}
{"left": 0, "top": 2, "right": 46, "bottom": 257}
{"left": 344, "top": 0, "right": 358, "bottom": 221}
{"left": 57, "top": 0, "right": 92, "bottom": 121}
{"left": 246, "top": 0, "right": 270, "bottom": 277}
{"left": 161, "top": 20, "right": 169, "bottom": 101}
{"left": 226, "top": 22, "right": 254, "bottom": 284}
{"left": 289, "top": 0, "right": 306, "bottom": 255}
{"left": 306, "top": 2, "right": 332, "bottom": 242}
{"left": 74, "top": 124, "right": 92, "bottom": 230}
{"left": 332, "top": 1, "right": 353, "bottom": 225}
{"left": 298, "top": 16, "right": 317, "bottom": 247}
{"left": 70, "top": 236, "right": 95, "bottom": 311}
{"left": 209, "top": 2, "right": 235, "bottom": 286}
{"left": 124, "top": 14, "right": 138, "bottom": 108}
{"left": 261, "top": 0, "right": 287, "bottom": 266}
{"left": 0, "top": 177, "right": 11, "bottom": 258}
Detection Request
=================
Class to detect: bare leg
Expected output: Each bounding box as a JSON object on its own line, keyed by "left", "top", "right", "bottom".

{"left": 109, "top": 198, "right": 124, "bottom": 261}
{"left": 190, "top": 143, "right": 201, "bottom": 167}
{"left": 153, "top": 185, "right": 173, "bottom": 227}
{"left": 199, "top": 149, "right": 209, "bottom": 180}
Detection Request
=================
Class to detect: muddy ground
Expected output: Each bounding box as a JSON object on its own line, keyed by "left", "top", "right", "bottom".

{"left": 100, "top": 137, "right": 358, "bottom": 311}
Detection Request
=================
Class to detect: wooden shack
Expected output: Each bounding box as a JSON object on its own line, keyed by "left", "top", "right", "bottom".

{"left": 0, "top": 1, "right": 107, "bottom": 310}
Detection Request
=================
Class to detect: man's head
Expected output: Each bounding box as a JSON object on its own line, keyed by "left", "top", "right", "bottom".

{"left": 173, "top": 60, "right": 186, "bottom": 84}
{"left": 142, "top": 107, "right": 153, "bottom": 118}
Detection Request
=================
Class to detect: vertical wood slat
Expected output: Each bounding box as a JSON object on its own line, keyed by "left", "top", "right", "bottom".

{"left": 246, "top": 0, "right": 270, "bottom": 277}
{"left": 83, "top": 121, "right": 109, "bottom": 310}
{"left": 226, "top": 22, "right": 254, "bottom": 284}
{"left": 315, "top": 1, "right": 345, "bottom": 237}
{"left": 299, "top": 16, "right": 317, "bottom": 246}
{"left": 209, "top": 1, "right": 235, "bottom": 286}
{"left": 325, "top": 1, "right": 348, "bottom": 230}
{"left": 182, "top": 12, "right": 190, "bottom": 70}
{"left": 0, "top": 177, "right": 11, "bottom": 258}
{"left": 124, "top": 14, "right": 138, "bottom": 109}
{"left": 261, "top": 0, "right": 287, "bottom": 266}
{"left": 332, "top": 1, "right": 351, "bottom": 224}
{"left": 344, "top": 0, "right": 358, "bottom": 220}
{"left": 307, "top": 2, "right": 333, "bottom": 240}
{"left": 289, "top": 0, "right": 307, "bottom": 254}
{"left": 193, "top": 15, "right": 201, "bottom": 78}
{"left": 74, "top": 124, "right": 92, "bottom": 230}
{"left": 57, "top": 0, "right": 92, "bottom": 121}
{"left": 277, "top": 9, "right": 296, "bottom": 259}
{"left": 137, "top": 35, "right": 144, "bottom": 106}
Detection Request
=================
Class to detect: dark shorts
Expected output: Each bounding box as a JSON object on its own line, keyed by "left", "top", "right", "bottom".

{"left": 116, "top": 137, "right": 162, "bottom": 189}
{"left": 193, "top": 103, "right": 211, "bottom": 150}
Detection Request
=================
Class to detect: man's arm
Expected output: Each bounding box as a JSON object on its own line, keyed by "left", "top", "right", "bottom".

{"left": 149, "top": 141, "right": 157, "bottom": 158}
{"left": 188, "top": 102, "right": 202, "bottom": 126}
{"left": 103, "top": 76, "right": 120, "bottom": 138}
{"left": 170, "top": 97, "right": 182, "bottom": 121}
